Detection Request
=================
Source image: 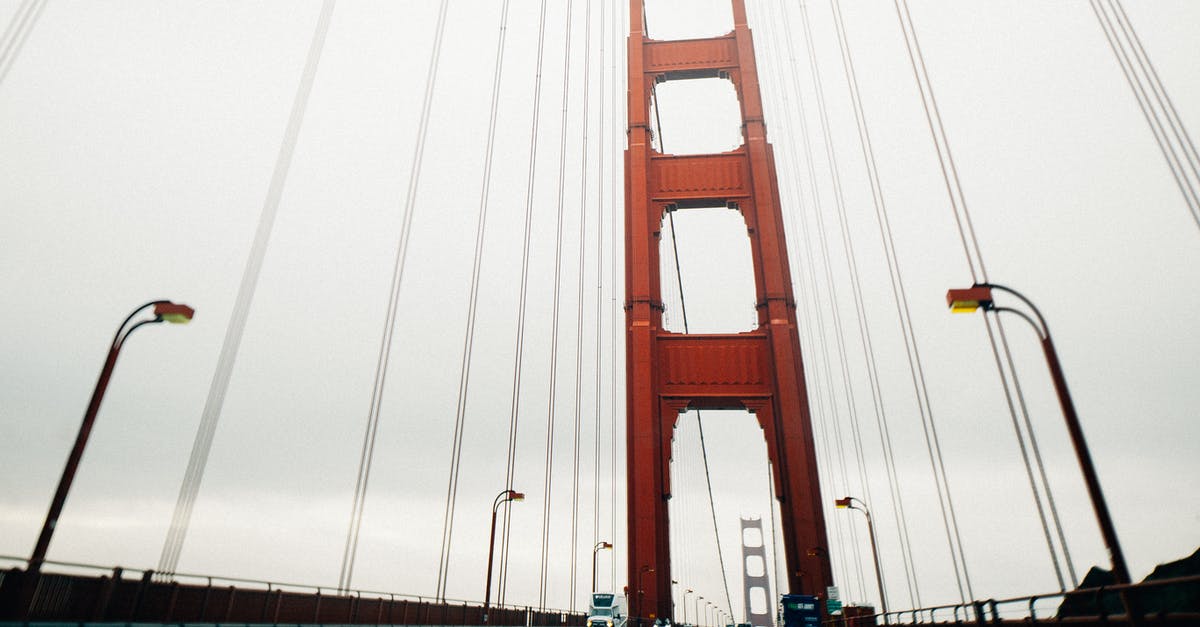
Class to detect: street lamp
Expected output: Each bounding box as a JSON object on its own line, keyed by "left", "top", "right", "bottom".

{"left": 636, "top": 565, "right": 655, "bottom": 625}
{"left": 593, "top": 541, "right": 613, "bottom": 593}
{"left": 946, "top": 283, "right": 1131, "bottom": 584}
{"left": 694, "top": 595, "right": 703, "bottom": 627}
{"left": 705, "top": 601, "right": 714, "bottom": 627}
{"left": 484, "top": 489, "right": 524, "bottom": 622}
{"left": 28, "top": 300, "right": 194, "bottom": 573}
{"left": 836, "top": 497, "right": 887, "bottom": 616}
{"left": 682, "top": 588, "right": 693, "bottom": 625}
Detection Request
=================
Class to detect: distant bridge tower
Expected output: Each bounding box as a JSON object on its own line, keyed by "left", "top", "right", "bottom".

{"left": 740, "top": 517, "right": 773, "bottom": 627}
{"left": 623, "top": 0, "right": 833, "bottom": 621}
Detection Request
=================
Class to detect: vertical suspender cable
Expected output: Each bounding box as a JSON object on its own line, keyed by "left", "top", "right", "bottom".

{"left": 893, "top": 0, "right": 1073, "bottom": 595}
{"left": 778, "top": 0, "right": 910, "bottom": 605}
{"left": 593, "top": 0, "right": 607, "bottom": 581}
{"left": 795, "top": 0, "right": 918, "bottom": 606}
{"left": 659, "top": 113, "right": 735, "bottom": 621}
{"left": 610, "top": 0, "right": 624, "bottom": 595}
{"left": 158, "top": 0, "right": 337, "bottom": 581}
{"left": 497, "top": 0, "right": 549, "bottom": 605}
{"left": 750, "top": 0, "right": 861, "bottom": 599}
{"left": 569, "top": 0, "right": 594, "bottom": 610}
{"left": 346, "top": 0, "right": 449, "bottom": 595}
{"left": 538, "top": 0, "right": 575, "bottom": 609}
{"left": 994, "top": 316, "right": 1076, "bottom": 589}
{"left": 0, "top": 0, "right": 46, "bottom": 87}
{"left": 1088, "top": 0, "right": 1200, "bottom": 230}
{"left": 433, "top": 0, "right": 508, "bottom": 601}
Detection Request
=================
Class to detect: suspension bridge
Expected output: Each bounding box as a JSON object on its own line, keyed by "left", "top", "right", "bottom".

{"left": 1, "top": 1, "right": 1198, "bottom": 625}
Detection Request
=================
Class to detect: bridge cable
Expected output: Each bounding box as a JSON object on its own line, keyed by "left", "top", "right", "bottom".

{"left": 893, "top": 0, "right": 1073, "bottom": 593}
{"left": 642, "top": 7, "right": 731, "bottom": 603}
{"left": 795, "top": 2, "right": 917, "bottom": 605}
{"left": 643, "top": 3, "right": 735, "bottom": 616}
{"left": 431, "top": 0, "right": 509, "bottom": 601}
{"left": 660, "top": 139, "right": 736, "bottom": 621}
{"left": 1089, "top": 0, "right": 1200, "bottom": 230}
{"left": 610, "top": 0, "right": 625, "bottom": 595}
{"left": 155, "top": 0, "right": 337, "bottom": 582}
{"left": 340, "top": 0, "right": 449, "bottom": 595}
{"left": 995, "top": 315, "right": 1076, "bottom": 589}
{"left": 0, "top": 0, "right": 46, "bottom": 87}
{"left": 780, "top": 0, "right": 918, "bottom": 606}
{"left": 497, "top": 0, "right": 549, "bottom": 605}
{"left": 568, "top": 0, "right": 595, "bottom": 610}
{"left": 593, "top": 0, "right": 607, "bottom": 596}
{"left": 827, "top": 0, "right": 990, "bottom": 603}
{"left": 750, "top": 0, "right": 862, "bottom": 600}
{"left": 538, "top": 0, "right": 576, "bottom": 609}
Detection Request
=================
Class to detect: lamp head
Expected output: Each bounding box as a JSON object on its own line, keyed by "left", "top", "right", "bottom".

{"left": 603, "top": 542, "right": 613, "bottom": 549}
{"left": 834, "top": 497, "right": 852, "bottom": 509}
{"left": 946, "top": 286, "right": 993, "bottom": 313}
{"left": 155, "top": 302, "right": 195, "bottom": 324}
{"left": 508, "top": 490, "right": 525, "bottom": 502}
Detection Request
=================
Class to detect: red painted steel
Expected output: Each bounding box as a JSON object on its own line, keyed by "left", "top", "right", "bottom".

{"left": 624, "top": 1, "right": 833, "bottom": 621}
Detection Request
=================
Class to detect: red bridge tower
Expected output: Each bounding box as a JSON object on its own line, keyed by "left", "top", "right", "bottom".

{"left": 623, "top": 0, "right": 833, "bottom": 620}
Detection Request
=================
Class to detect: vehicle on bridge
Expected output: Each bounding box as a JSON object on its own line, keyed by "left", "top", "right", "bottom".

{"left": 588, "top": 592, "right": 628, "bottom": 627}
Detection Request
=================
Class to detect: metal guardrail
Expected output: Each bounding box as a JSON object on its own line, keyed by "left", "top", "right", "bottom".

{"left": 0, "top": 555, "right": 585, "bottom": 626}
{"left": 823, "top": 574, "right": 1200, "bottom": 625}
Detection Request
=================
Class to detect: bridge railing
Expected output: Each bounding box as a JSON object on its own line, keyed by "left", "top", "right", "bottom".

{"left": 0, "top": 555, "right": 585, "bottom": 626}
{"left": 824, "top": 573, "right": 1200, "bottom": 625}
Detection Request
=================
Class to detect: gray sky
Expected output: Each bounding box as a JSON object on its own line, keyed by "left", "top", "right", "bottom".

{"left": 1, "top": 0, "right": 1198, "bottom": 621}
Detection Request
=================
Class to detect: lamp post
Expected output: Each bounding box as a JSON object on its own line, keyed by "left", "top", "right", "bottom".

{"left": 28, "top": 300, "right": 194, "bottom": 573}
{"left": 946, "top": 283, "right": 1131, "bottom": 585}
{"left": 682, "top": 588, "right": 693, "bottom": 625}
{"left": 592, "top": 541, "right": 613, "bottom": 593}
{"left": 484, "top": 489, "right": 524, "bottom": 622}
{"left": 636, "top": 565, "right": 654, "bottom": 626}
{"left": 836, "top": 497, "right": 887, "bottom": 616}
{"left": 705, "top": 601, "right": 714, "bottom": 627}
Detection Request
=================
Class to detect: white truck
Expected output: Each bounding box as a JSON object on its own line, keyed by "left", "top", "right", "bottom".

{"left": 588, "top": 592, "right": 629, "bottom": 627}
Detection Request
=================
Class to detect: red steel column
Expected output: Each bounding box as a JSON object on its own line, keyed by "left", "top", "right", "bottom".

{"left": 730, "top": 0, "right": 833, "bottom": 598}
{"left": 625, "top": 1, "right": 670, "bottom": 623}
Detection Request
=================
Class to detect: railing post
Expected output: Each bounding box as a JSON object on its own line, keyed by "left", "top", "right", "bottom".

{"left": 129, "top": 569, "right": 154, "bottom": 620}
{"left": 223, "top": 585, "right": 236, "bottom": 621}
{"left": 972, "top": 600, "right": 986, "bottom": 625}
{"left": 261, "top": 582, "right": 272, "bottom": 622}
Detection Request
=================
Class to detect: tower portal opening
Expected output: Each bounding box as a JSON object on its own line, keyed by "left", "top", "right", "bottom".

{"left": 650, "top": 77, "right": 743, "bottom": 155}
{"left": 659, "top": 206, "right": 757, "bottom": 334}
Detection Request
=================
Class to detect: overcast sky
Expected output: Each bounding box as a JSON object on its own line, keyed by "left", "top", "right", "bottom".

{"left": 1, "top": 0, "right": 1198, "bottom": 622}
